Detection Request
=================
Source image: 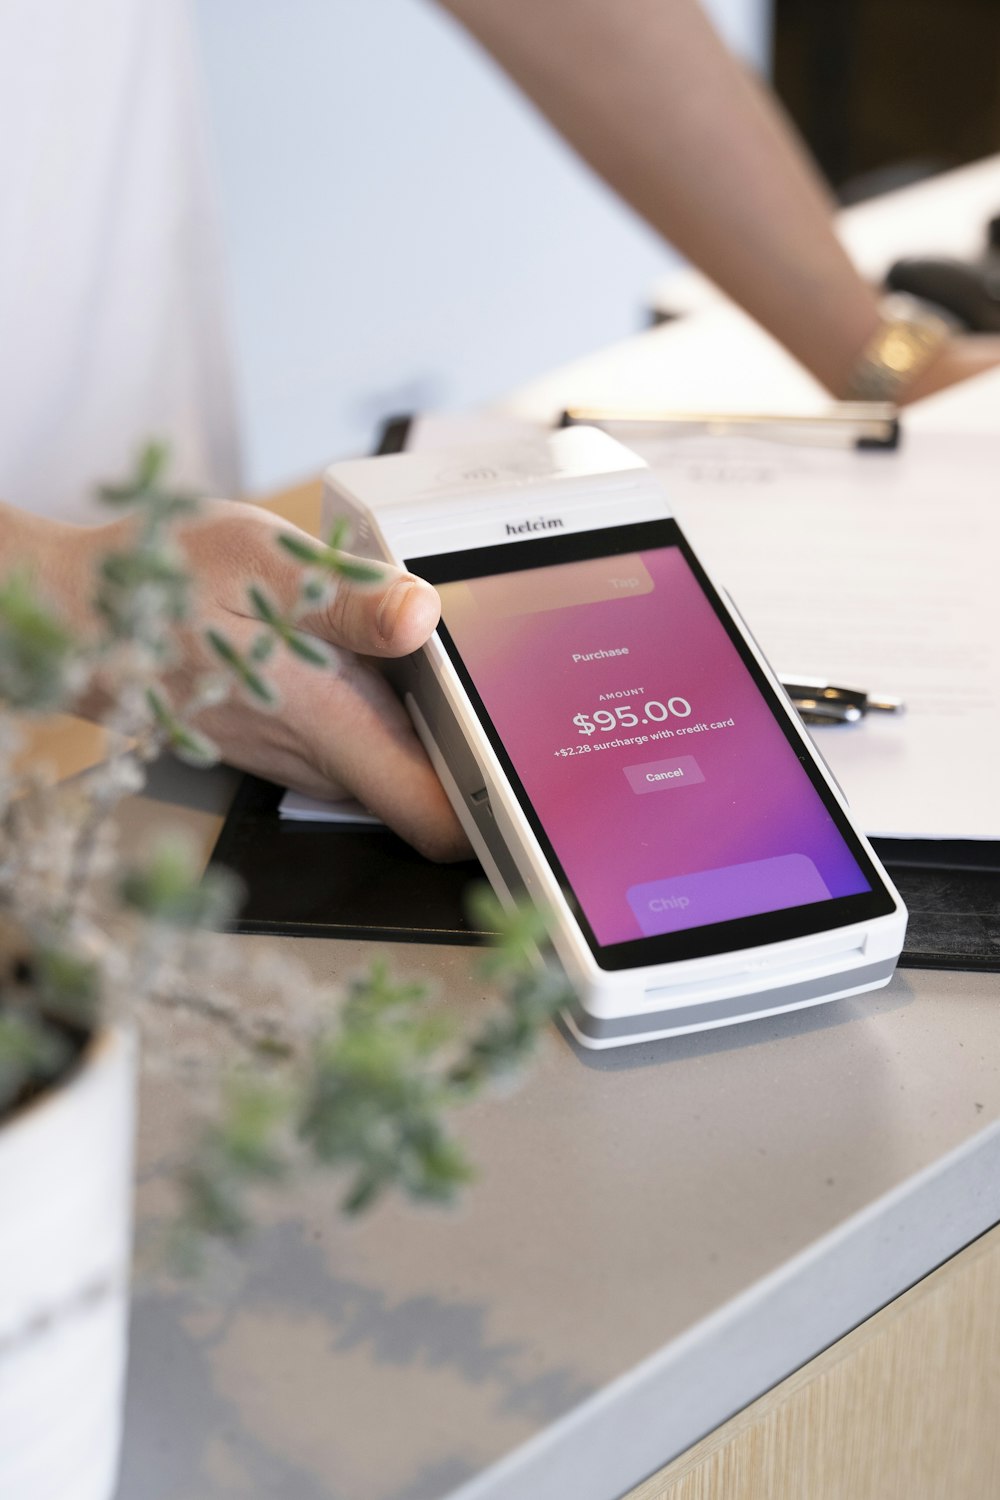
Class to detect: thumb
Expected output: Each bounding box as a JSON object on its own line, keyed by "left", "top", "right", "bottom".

{"left": 299, "top": 561, "right": 442, "bottom": 658}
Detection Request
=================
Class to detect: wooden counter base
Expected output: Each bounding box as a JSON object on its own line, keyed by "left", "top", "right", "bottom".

{"left": 627, "top": 1222, "right": 1000, "bottom": 1500}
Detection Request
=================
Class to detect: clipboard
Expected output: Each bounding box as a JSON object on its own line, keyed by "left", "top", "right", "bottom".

{"left": 869, "top": 839, "right": 1000, "bottom": 973}
{"left": 207, "top": 416, "right": 999, "bottom": 972}
{"left": 209, "top": 772, "right": 490, "bottom": 944}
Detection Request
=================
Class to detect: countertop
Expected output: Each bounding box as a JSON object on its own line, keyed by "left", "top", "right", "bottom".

{"left": 118, "top": 763, "right": 1000, "bottom": 1500}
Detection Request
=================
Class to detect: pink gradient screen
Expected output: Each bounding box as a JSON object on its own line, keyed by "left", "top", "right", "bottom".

{"left": 437, "top": 545, "right": 870, "bottom": 948}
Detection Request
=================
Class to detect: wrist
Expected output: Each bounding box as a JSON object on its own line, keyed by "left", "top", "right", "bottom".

{"left": 840, "top": 297, "right": 951, "bottom": 404}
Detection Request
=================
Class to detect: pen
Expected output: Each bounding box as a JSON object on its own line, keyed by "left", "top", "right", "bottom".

{"left": 780, "top": 677, "right": 905, "bottom": 725}
{"left": 560, "top": 402, "right": 901, "bottom": 451}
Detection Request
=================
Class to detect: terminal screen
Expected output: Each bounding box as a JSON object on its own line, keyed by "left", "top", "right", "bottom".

{"left": 410, "top": 520, "right": 892, "bottom": 969}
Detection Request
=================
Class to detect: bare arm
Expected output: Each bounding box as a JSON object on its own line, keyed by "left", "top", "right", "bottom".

{"left": 438, "top": 0, "right": 999, "bottom": 398}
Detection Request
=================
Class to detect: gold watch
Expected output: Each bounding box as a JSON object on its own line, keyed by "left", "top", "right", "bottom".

{"left": 844, "top": 297, "right": 951, "bottom": 402}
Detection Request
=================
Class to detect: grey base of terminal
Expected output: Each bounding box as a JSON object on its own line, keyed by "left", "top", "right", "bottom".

{"left": 562, "top": 957, "right": 900, "bottom": 1045}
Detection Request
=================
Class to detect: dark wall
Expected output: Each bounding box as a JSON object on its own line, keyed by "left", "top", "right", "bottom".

{"left": 773, "top": 0, "right": 1000, "bottom": 195}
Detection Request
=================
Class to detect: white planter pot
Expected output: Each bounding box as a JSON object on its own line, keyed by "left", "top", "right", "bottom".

{"left": 0, "top": 1026, "right": 137, "bottom": 1500}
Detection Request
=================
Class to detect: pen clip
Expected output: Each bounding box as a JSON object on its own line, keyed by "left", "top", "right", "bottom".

{"left": 781, "top": 677, "right": 905, "bottom": 723}
{"left": 791, "top": 698, "right": 864, "bottom": 726}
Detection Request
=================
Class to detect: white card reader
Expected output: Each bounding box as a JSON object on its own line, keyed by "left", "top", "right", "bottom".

{"left": 323, "top": 428, "right": 906, "bottom": 1049}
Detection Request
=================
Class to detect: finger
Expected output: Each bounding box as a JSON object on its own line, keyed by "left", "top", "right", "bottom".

{"left": 177, "top": 509, "right": 463, "bottom": 855}
{"left": 194, "top": 647, "right": 471, "bottom": 863}
{"left": 300, "top": 657, "right": 471, "bottom": 861}
{"left": 297, "top": 567, "right": 442, "bottom": 659}
{"left": 179, "top": 504, "right": 441, "bottom": 658}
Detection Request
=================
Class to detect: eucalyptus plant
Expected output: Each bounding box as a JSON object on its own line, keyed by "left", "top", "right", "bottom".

{"left": 0, "top": 445, "right": 571, "bottom": 1253}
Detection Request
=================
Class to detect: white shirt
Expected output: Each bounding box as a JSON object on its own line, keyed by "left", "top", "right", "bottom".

{"left": 0, "top": 0, "right": 239, "bottom": 522}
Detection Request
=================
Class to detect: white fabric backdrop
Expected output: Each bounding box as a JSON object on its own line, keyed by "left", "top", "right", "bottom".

{"left": 0, "top": 0, "right": 769, "bottom": 520}
{"left": 0, "top": 0, "right": 239, "bottom": 522}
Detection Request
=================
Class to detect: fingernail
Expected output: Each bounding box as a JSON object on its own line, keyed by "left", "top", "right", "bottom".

{"left": 375, "top": 578, "right": 413, "bottom": 644}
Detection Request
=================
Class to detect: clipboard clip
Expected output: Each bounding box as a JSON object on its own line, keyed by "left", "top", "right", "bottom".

{"left": 560, "top": 402, "right": 901, "bottom": 451}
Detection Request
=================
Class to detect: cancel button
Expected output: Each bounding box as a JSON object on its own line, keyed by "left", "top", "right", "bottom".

{"left": 624, "top": 755, "right": 705, "bottom": 795}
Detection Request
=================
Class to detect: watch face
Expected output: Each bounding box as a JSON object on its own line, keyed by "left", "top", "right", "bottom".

{"left": 847, "top": 306, "right": 948, "bottom": 401}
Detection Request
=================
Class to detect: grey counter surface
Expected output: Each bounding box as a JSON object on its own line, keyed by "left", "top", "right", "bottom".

{"left": 117, "top": 760, "right": 1000, "bottom": 1500}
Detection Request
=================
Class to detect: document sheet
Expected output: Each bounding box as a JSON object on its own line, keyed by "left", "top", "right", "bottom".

{"left": 632, "top": 427, "right": 999, "bottom": 840}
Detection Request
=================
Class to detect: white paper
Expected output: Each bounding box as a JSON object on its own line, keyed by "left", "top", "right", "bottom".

{"left": 279, "top": 790, "right": 383, "bottom": 826}
{"left": 629, "top": 427, "right": 1000, "bottom": 840}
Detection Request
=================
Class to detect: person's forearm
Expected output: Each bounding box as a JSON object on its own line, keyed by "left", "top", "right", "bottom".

{"left": 438, "top": 0, "right": 883, "bottom": 395}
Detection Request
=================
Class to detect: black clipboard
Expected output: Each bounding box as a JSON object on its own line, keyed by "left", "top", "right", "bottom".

{"left": 208, "top": 772, "right": 489, "bottom": 944}
{"left": 207, "top": 416, "right": 999, "bottom": 971}
{"left": 871, "top": 839, "right": 1000, "bottom": 972}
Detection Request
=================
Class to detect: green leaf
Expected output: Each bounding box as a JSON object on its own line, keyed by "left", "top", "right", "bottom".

{"left": 145, "top": 688, "right": 220, "bottom": 766}
{"left": 301, "top": 577, "right": 328, "bottom": 605}
{"left": 97, "top": 440, "right": 169, "bottom": 505}
{"left": 325, "top": 517, "right": 351, "bottom": 552}
{"left": 245, "top": 674, "right": 276, "bottom": 706}
{"left": 169, "top": 724, "right": 221, "bottom": 768}
{"left": 146, "top": 685, "right": 172, "bottom": 726}
{"left": 331, "top": 558, "right": 384, "bottom": 585}
{"left": 99, "top": 551, "right": 187, "bottom": 591}
{"left": 94, "top": 541, "right": 191, "bottom": 645}
{"left": 204, "top": 629, "right": 241, "bottom": 669}
{"left": 248, "top": 586, "right": 282, "bottom": 628}
{"left": 0, "top": 1012, "right": 74, "bottom": 1115}
{"left": 286, "top": 632, "right": 329, "bottom": 667}
{"left": 345, "top": 960, "right": 429, "bottom": 1018}
{"left": 178, "top": 1156, "right": 252, "bottom": 1244}
{"left": 34, "top": 947, "right": 101, "bottom": 1030}
{"left": 175, "top": 1077, "right": 292, "bottom": 1253}
{"left": 136, "top": 440, "right": 170, "bottom": 490}
{"left": 216, "top": 1077, "right": 290, "bottom": 1178}
{"left": 465, "top": 884, "right": 544, "bottom": 975}
{"left": 249, "top": 632, "right": 277, "bottom": 663}
{"left": 341, "top": 1170, "right": 389, "bottom": 1216}
{"left": 206, "top": 629, "right": 277, "bottom": 706}
{"left": 277, "top": 533, "right": 327, "bottom": 566}
{"left": 295, "top": 958, "right": 471, "bottom": 1215}
{"left": 246, "top": 586, "right": 327, "bottom": 667}
{"left": 0, "top": 571, "right": 78, "bottom": 711}
{"left": 119, "top": 839, "right": 243, "bottom": 928}
{"left": 277, "top": 532, "right": 382, "bottom": 585}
